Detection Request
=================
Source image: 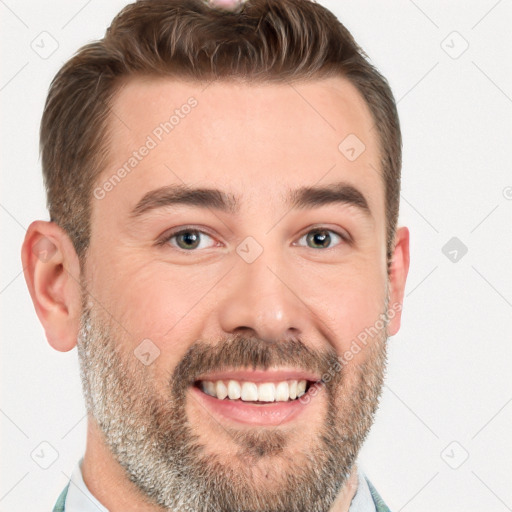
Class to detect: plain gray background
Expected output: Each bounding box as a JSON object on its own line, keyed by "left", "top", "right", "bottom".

{"left": 1, "top": 1, "right": 511, "bottom": 511}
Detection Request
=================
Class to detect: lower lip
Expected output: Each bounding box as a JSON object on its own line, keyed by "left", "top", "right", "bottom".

{"left": 190, "top": 385, "right": 316, "bottom": 426}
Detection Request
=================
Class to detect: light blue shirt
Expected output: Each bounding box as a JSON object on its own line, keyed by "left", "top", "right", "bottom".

{"left": 61, "top": 457, "right": 377, "bottom": 511}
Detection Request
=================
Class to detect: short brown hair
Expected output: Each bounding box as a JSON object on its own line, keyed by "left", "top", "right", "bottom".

{"left": 40, "top": 0, "right": 401, "bottom": 264}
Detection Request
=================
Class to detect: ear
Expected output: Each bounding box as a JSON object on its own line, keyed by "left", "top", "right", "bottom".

{"left": 387, "top": 226, "right": 410, "bottom": 336}
{"left": 21, "top": 220, "right": 82, "bottom": 352}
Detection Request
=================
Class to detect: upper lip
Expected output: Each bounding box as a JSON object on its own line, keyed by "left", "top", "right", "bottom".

{"left": 194, "top": 368, "right": 321, "bottom": 383}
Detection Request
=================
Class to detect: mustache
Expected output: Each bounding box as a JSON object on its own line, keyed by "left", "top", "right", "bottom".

{"left": 170, "top": 334, "right": 341, "bottom": 396}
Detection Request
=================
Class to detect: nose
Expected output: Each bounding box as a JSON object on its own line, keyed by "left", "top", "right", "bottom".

{"left": 217, "top": 249, "right": 308, "bottom": 343}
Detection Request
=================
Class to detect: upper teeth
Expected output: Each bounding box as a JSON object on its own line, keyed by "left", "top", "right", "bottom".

{"left": 200, "top": 379, "right": 308, "bottom": 402}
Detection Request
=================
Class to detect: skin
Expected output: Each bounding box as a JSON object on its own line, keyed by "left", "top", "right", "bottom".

{"left": 22, "top": 76, "right": 409, "bottom": 511}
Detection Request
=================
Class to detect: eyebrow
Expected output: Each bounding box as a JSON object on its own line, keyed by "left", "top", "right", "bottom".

{"left": 130, "top": 181, "right": 372, "bottom": 219}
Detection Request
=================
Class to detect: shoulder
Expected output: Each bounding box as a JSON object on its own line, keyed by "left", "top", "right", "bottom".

{"left": 52, "top": 482, "right": 70, "bottom": 512}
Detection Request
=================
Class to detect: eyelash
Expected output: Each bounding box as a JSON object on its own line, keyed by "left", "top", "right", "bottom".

{"left": 157, "top": 225, "right": 351, "bottom": 251}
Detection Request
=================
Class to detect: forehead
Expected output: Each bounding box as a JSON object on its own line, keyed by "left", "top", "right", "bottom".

{"left": 98, "top": 76, "right": 383, "bottom": 221}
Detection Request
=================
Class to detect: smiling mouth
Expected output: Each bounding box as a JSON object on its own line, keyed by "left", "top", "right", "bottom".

{"left": 194, "top": 378, "right": 316, "bottom": 403}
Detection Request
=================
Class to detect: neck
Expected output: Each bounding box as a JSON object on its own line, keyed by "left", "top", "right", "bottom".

{"left": 329, "top": 464, "right": 359, "bottom": 511}
{"left": 82, "top": 418, "right": 165, "bottom": 512}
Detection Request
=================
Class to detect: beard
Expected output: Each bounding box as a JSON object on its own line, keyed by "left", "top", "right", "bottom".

{"left": 76, "top": 286, "right": 390, "bottom": 512}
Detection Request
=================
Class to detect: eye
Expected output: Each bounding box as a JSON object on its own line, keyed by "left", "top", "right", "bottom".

{"left": 295, "top": 227, "right": 348, "bottom": 250}
{"left": 158, "top": 226, "right": 349, "bottom": 252}
{"left": 161, "top": 228, "right": 217, "bottom": 251}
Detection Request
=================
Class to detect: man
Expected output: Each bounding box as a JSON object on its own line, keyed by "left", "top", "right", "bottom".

{"left": 21, "top": 0, "right": 409, "bottom": 510}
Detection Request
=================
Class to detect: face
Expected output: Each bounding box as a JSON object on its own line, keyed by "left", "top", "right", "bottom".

{"left": 78, "top": 76, "right": 398, "bottom": 511}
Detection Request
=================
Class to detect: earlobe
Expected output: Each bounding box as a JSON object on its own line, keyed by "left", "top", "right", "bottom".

{"left": 21, "top": 221, "right": 82, "bottom": 352}
{"left": 387, "top": 226, "right": 410, "bottom": 336}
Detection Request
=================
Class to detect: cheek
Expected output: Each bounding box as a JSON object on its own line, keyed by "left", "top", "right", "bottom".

{"left": 313, "top": 266, "right": 388, "bottom": 357}
{"left": 89, "top": 260, "right": 219, "bottom": 392}
{"left": 95, "top": 257, "right": 221, "bottom": 349}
